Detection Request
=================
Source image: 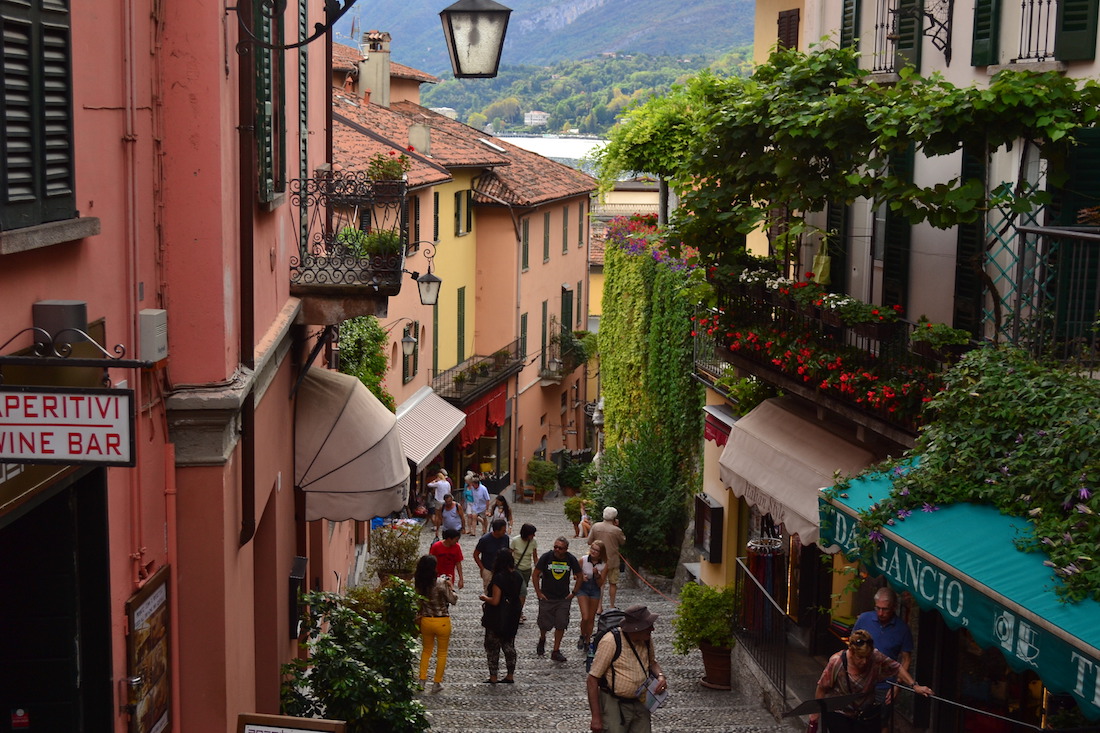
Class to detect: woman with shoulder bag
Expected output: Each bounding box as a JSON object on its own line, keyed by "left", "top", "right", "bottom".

{"left": 478, "top": 550, "right": 522, "bottom": 683}
{"left": 414, "top": 554, "right": 458, "bottom": 692}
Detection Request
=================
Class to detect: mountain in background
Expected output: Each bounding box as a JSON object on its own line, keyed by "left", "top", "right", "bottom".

{"left": 333, "top": 0, "right": 754, "bottom": 76}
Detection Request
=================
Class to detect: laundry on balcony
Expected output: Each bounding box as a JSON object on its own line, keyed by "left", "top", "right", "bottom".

{"left": 294, "top": 367, "right": 409, "bottom": 521}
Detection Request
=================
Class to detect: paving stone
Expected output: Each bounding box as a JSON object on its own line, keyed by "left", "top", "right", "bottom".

{"left": 410, "top": 493, "right": 797, "bottom": 732}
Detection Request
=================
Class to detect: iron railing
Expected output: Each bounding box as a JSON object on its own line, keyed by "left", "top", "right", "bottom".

{"left": 539, "top": 318, "right": 585, "bottom": 382}
{"left": 734, "top": 555, "right": 789, "bottom": 703}
{"left": 871, "top": 0, "right": 899, "bottom": 72}
{"left": 1017, "top": 0, "right": 1057, "bottom": 61}
{"left": 289, "top": 173, "right": 408, "bottom": 294}
{"left": 432, "top": 339, "right": 525, "bottom": 402}
{"left": 590, "top": 202, "right": 661, "bottom": 219}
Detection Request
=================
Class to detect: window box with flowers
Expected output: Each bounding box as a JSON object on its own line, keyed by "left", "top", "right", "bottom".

{"left": 909, "top": 317, "right": 972, "bottom": 362}
{"left": 365, "top": 149, "right": 413, "bottom": 201}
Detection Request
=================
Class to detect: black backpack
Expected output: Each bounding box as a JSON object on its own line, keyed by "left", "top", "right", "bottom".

{"left": 585, "top": 608, "right": 626, "bottom": 678}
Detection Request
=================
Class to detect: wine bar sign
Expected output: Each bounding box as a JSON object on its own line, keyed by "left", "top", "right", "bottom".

{"left": 0, "top": 385, "right": 135, "bottom": 466}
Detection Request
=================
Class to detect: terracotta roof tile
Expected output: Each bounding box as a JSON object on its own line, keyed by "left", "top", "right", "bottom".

{"left": 391, "top": 61, "right": 439, "bottom": 84}
{"left": 332, "top": 42, "right": 362, "bottom": 72}
{"left": 589, "top": 224, "right": 607, "bottom": 265}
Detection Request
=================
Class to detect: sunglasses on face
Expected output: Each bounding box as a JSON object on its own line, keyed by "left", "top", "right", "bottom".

{"left": 553, "top": 545, "right": 567, "bottom": 551}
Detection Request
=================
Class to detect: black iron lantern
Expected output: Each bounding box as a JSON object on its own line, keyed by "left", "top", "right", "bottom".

{"left": 416, "top": 270, "right": 443, "bottom": 306}
{"left": 439, "top": 0, "right": 512, "bottom": 78}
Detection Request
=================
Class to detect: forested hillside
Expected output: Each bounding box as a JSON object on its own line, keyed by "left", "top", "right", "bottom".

{"left": 420, "top": 50, "right": 752, "bottom": 135}
{"left": 334, "top": 0, "right": 753, "bottom": 76}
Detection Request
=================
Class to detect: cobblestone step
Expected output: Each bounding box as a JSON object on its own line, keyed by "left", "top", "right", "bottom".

{"left": 411, "top": 494, "right": 794, "bottom": 733}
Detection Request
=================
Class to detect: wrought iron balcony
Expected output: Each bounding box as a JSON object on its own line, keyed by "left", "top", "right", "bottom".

{"left": 433, "top": 340, "right": 526, "bottom": 405}
{"left": 539, "top": 318, "right": 586, "bottom": 384}
{"left": 289, "top": 173, "right": 408, "bottom": 322}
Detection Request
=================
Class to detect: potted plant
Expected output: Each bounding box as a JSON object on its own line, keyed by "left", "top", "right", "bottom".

{"left": 452, "top": 370, "right": 467, "bottom": 392}
{"left": 910, "top": 317, "right": 971, "bottom": 362}
{"left": 525, "top": 457, "right": 558, "bottom": 500}
{"left": 367, "top": 523, "right": 420, "bottom": 582}
{"left": 365, "top": 149, "right": 412, "bottom": 181}
{"left": 558, "top": 459, "right": 587, "bottom": 497}
{"left": 671, "top": 582, "right": 739, "bottom": 690}
{"left": 492, "top": 348, "right": 511, "bottom": 369}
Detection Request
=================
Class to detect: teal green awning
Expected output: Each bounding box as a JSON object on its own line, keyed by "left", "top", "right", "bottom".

{"left": 819, "top": 470, "right": 1100, "bottom": 721}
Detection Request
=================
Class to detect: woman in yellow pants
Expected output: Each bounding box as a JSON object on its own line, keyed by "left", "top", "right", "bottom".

{"left": 414, "top": 554, "right": 458, "bottom": 691}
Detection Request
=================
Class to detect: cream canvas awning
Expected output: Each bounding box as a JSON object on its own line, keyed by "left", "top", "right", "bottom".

{"left": 295, "top": 368, "right": 409, "bottom": 521}
{"left": 395, "top": 386, "right": 467, "bottom": 474}
{"left": 718, "top": 397, "right": 873, "bottom": 542}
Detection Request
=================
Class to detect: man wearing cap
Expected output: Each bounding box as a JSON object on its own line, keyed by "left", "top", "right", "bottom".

{"left": 587, "top": 604, "right": 667, "bottom": 733}
{"left": 587, "top": 507, "right": 627, "bottom": 609}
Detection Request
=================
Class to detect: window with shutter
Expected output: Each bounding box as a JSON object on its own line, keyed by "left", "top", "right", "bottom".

{"left": 1055, "top": 0, "right": 1099, "bottom": 61}
{"left": 840, "top": 0, "right": 861, "bottom": 49}
{"left": 778, "top": 9, "right": 800, "bottom": 49}
{"left": 433, "top": 191, "right": 440, "bottom": 241}
{"left": 825, "top": 200, "right": 850, "bottom": 294}
{"left": 882, "top": 146, "right": 915, "bottom": 311}
{"left": 894, "top": 0, "right": 922, "bottom": 70}
{"left": 577, "top": 200, "right": 585, "bottom": 248}
{"left": 454, "top": 190, "right": 463, "bottom": 235}
{"left": 465, "top": 189, "right": 473, "bottom": 234}
{"left": 561, "top": 289, "right": 573, "bottom": 335}
{"left": 432, "top": 302, "right": 439, "bottom": 375}
{"left": 576, "top": 281, "right": 583, "bottom": 327}
{"left": 971, "top": 0, "right": 1001, "bottom": 65}
{"left": 540, "top": 300, "right": 548, "bottom": 370}
{"left": 457, "top": 287, "right": 466, "bottom": 362}
{"left": 521, "top": 218, "right": 530, "bottom": 269}
{"left": 563, "top": 207, "right": 569, "bottom": 254}
{"left": 1, "top": 0, "right": 76, "bottom": 230}
{"left": 543, "top": 212, "right": 551, "bottom": 261}
{"left": 953, "top": 145, "right": 986, "bottom": 335}
{"left": 520, "top": 312, "right": 528, "bottom": 358}
{"left": 254, "top": 3, "right": 286, "bottom": 203}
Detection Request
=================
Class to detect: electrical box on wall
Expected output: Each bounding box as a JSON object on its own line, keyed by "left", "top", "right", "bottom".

{"left": 139, "top": 309, "right": 168, "bottom": 363}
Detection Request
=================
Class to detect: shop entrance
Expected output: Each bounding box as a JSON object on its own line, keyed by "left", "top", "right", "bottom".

{"left": 0, "top": 470, "right": 113, "bottom": 732}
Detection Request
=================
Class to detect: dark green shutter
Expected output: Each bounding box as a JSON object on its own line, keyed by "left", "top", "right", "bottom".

{"left": 953, "top": 145, "right": 986, "bottom": 335}
{"left": 457, "top": 286, "right": 466, "bottom": 362}
{"left": 520, "top": 312, "right": 528, "bottom": 358}
{"left": 543, "top": 212, "right": 551, "bottom": 261}
{"left": 1055, "top": 0, "right": 1099, "bottom": 61}
{"left": 433, "top": 192, "right": 440, "bottom": 240}
{"left": 971, "top": 0, "right": 1001, "bottom": 65}
{"left": 432, "top": 302, "right": 439, "bottom": 374}
{"left": 563, "top": 207, "right": 569, "bottom": 253}
{"left": 576, "top": 281, "right": 583, "bottom": 327}
{"left": 882, "top": 147, "right": 915, "bottom": 311}
{"left": 522, "top": 218, "right": 529, "bottom": 269}
{"left": 825, "top": 200, "right": 849, "bottom": 294}
{"left": 840, "top": 0, "right": 860, "bottom": 49}
{"left": 561, "top": 291, "right": 573, "bottom": 335}
{"left": 254, "top": 3, "right": 285, "bottom": 203}
{"left": 894, "top": 0, "right": 922, "bottom": 70}
{"left": 540, "top": 300, "right": 548, "bottom": 370}
{"left": 454, "top": 191, "right": 462, "bottom": 234}
{"left": 1048, "top": 129, "right": 1100, "bottom": 340}
{"left": 465, "top": 189, "right": 473, "bottom": 234}
{"left": 1, "top": 0, "right": 76, "bottom": 229}
{"left": 578, "top": 201, "right": 585, "bottom": 247}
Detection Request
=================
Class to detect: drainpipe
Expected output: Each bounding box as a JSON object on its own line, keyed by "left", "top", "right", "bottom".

{"left": 237, "top": 2, "right": 257, "bottom": 546}
{"left": 163, "top": 444, "right": 182, "bottom": 731}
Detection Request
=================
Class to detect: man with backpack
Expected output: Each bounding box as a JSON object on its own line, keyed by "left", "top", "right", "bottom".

{"left": 586, "top": 605, "right": 667, "bottom": 732}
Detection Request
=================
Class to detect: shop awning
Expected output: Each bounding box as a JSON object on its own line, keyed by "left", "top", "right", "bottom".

{"left": 819, "top": 470, "right": 1100, "bottom": 721}
{"left": 703, "top": 404, "right": 737, "bottom": 447}
{"left": 459, "top": 382, "right": 507, "bottom": 448}
{"left": 395, "top": 386, "right": 467, "bottom": 474}
{"left": 294, "top": 368, "right": 409, "bottom": 521}
{"left": 718, "top": 398, "right": 873, "bottom": 542}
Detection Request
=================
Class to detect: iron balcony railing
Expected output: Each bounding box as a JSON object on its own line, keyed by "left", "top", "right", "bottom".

{"left": 432, "top": 339, "right": 525, "bottom": 403}
{"left": 1017, "top": 0, "right": 1057, "bottom": 61}
{"left": 289, "top": 173, "right": 408, "bottom": 295}
{"left": 539, "top": 318, "right": 585, "bottom": 383}
{"left": 999, "top": 225, "right": 1100, "bottom": 374}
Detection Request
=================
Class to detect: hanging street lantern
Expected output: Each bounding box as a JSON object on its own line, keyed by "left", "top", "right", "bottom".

{"left": 439, "top": 0, "right": 512, "bottom": 78}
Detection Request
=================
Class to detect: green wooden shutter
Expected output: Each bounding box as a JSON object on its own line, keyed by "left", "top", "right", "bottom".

{"left": 454, "top": 191, "right": 462, "bottom": 235}
{"left": 433, "top": 192, "right": 440, "bottom": 240}
{"left": 840, "top": 0, "right": 861, "bottom": 49}
{"left": 254, "top": 3, "right": 285, "bottom": 203}
{"left": 432, "top": 302, "right": 439, "bottom": 375}
{"left": 1, "top": 0, "right": 76, "bottom": 229}
{"left": 540, "top": 300, "right": 548, "bottom": 370}
{"left": 1048, "top": 129, "right": 1100, "bottom": 340}
{"left": 825, "top": 200, "right": 850, "bottom": 294}
{"left": 563, "top": 207, "right": 569, "bottom": 253}
{"left": 520, "top": 312, "right": 528, "bottom": 358}
{"left": 1055, "top": 0, "right": 1099, "bottom": 61}
{"left": 522, "top": 218, "right": 529, "bottom": 269}
{"left": 894, "top": 0, "right": 922, "bottom": 71}
{"left": 543, "top": 212, "right": 551, "bottom": 261}
{"left": 971, "top": 0, "right": 1001, "bottom": 65}
{"left": 457, "top": 286, "right": 466, "bottom": 362}
{"left": 882, "top": 146, "right": 915, "bottom": 311}
{"left": 576, "top": 281, "right": 583, "bottom": 327}
{"left": 578, "top": 201, "right": 585, "bottom": 248}
{"left": 466, "top": 190, "right": 473, "bottom": 234}
{"left": 561, "top": 290, "right": 573, "bottom": 335}
{"left": 953, "top": 144, "right": 987, "bottom": 335}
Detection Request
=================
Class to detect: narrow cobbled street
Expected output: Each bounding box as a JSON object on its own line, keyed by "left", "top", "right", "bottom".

{"left": 413, "top": 493, "right": 794, "bottom": 733}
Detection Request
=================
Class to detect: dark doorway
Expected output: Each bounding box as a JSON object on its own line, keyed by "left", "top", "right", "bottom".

{"left": 0, "top": 470, "right": 113, "bottom": 732}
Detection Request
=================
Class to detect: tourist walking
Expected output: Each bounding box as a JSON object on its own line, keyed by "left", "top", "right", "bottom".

{"left": 468, "top": 474, "right": 491, "bottom": 535}
{"left": 463, "top": 472, "right": 479, "bottom": 534}
{"left": 478, "top": 550, "right": 522, "bottom": 684}
{"left": 474, "top": 518, "right": 511, "bottom": 591}
{"left": 427, "top": 469, "right": 452, "bottom": 540}
{"left": 531, "top": 536, "right": 582, "bottom": 662}
{"left": 488, "top": 493, "right": 513, "bottom": 534}
{"left": 429, "top": 528, "right": 464, "bottom": 589}
{"left": 811, "top": 629, "right": 932, "bottom": 733}
{"left": 414, "top": 554, "right": 458, "bottom": 692}
{"left": 852, "top": 587, "right": 914, "bottom": 732}
{"left": 586, "top": 605, "right": 667, "bottom": 733}
{"left": 510, "top": 523, "right": 538, "bottom": 624}
{"left": 576, "top": 539, "right": 607, "bottom": 651}
{"left": 437, "top": 493, "right": 465, "bottom": 536}
{"left": 587, "top": 506, "right": 626, "bottom": 609}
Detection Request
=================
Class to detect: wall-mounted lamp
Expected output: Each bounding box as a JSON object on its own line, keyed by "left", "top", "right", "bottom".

{"left": 230, "top": 0, "right": 512, "bottom": 81}
{"left": 381, "top": 318, "right": 420, "bottom": 357}
{"left": 404, "top": 242, "right": 443, "bottom": 306}
{"left": 439, "top": 0, "right": 512, "bottom": 78}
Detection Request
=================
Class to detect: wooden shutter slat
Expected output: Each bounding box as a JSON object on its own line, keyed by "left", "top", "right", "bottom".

{"left": 971, "top": 0, "right": 1001, "bottom": 65}
{"left": 1055, "top": 0, "right": 1099, "bottom": 61}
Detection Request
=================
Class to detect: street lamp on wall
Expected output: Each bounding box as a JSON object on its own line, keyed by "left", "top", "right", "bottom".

{"left": 404, "top": 242, "right": 443, "bottom": 306}
{"left": 230, "top": 0, "right": 512, "bottom": 80}
{"left": 439, "top": 0, "right": 512, "bottom": 78}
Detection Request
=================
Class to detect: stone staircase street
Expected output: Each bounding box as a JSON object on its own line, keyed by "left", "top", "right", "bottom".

{"left": 412, "top": 493, "right": 796, "bottom": 733}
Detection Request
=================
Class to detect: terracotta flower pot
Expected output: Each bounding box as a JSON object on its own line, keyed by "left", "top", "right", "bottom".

{"left": 698, "top": 641, "right": 733, "bottom": 690}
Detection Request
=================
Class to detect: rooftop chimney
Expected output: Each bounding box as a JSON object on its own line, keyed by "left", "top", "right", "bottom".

{"left": 358, "top": 30, "right": 391, "bottom": 108}
{"left": 409, "top": 124, "right": 431, "bottom": 156}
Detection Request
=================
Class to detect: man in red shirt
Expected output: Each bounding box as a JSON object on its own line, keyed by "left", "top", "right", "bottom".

{"left": 430, "top": 528, "right": 465, "bottom": 589}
